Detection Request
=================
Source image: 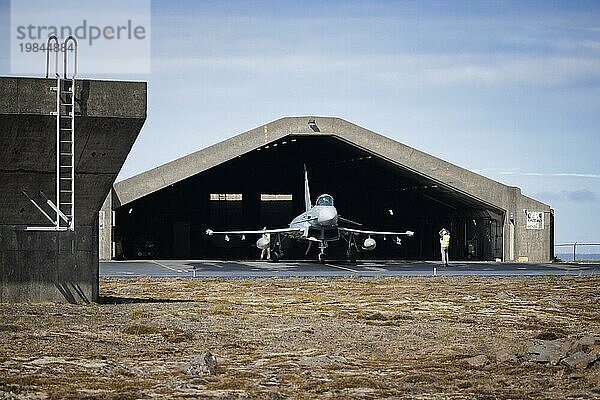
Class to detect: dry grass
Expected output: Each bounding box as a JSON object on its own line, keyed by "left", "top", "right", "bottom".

{"left": 0, "top": 276, "right": 599, "bottom": 399}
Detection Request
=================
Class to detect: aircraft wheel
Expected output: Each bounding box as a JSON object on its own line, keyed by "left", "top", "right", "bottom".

{"left": 318, "top": 253, "right": 325, "bottom": 263}
{"left": 270, "top": 251, "right": 280, "bottom": 263}
{"left": 348, "top": 247, "right": 357, "bottom": 263}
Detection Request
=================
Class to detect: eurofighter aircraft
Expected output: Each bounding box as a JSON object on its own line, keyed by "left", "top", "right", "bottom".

{"left": 206, "top": 166, "right": 414, "bottom": 262}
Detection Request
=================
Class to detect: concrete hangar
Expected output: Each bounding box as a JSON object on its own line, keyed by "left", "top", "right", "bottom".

{"left": 103, "top": 117, "right": 553, "bottom": 264}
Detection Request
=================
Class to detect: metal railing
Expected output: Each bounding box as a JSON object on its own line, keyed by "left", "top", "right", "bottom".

{"left": 555, "top": 243, "right": 600, "bottom": 261}
{"left": 45, "top": 35, "right": 60, "bottom": 78}
{"left": 45, "top": 35, "right": 78, "bottom": 79}
{"left": 63, "top": 36, "right": 78, "bottom": 79}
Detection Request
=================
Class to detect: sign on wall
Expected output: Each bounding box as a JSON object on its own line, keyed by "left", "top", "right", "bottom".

{"left": 526, "top": 211, "right": 544, "bottom": 230}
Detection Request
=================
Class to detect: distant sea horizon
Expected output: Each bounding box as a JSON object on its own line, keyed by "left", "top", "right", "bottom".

{"left": 556, "top": 253, "right": 600, "bottom": 261}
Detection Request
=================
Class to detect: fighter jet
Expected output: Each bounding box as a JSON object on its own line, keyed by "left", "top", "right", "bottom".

{"left": 206, "top": 166, "right": 414, "bottom": 263}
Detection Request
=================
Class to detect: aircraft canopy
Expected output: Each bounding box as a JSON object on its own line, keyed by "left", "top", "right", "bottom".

{"left": 316, "top": 194, "right": 334, "bottom": 206}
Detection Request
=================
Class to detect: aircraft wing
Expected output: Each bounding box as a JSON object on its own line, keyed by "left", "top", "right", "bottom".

{"left": 206, "top": 227, "right": 304, "bottom": 237}
{"left": 339, "top": 227, "right": 415, "bottom": 237}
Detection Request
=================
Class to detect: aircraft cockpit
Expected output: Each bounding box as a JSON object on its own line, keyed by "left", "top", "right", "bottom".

{"left": 316, "top": 194, "right": 334, "bottom": 206}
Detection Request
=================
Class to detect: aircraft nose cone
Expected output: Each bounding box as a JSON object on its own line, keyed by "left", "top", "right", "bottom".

{"left": 318, "top": 207, "right": 338, "bottom": 226}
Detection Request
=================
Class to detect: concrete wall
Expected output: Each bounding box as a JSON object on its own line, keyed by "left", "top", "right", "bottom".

{"left": 0, "top": 77, "right": 146, "bottom": 303}
{"left": 514, "top": 193, "right": 554, "bottom": 262}
{"left": 110, "top": 116, "right": 553, "bottom": 263}
{"left": 98, "top": 191, "right": 113, "bottom": 261}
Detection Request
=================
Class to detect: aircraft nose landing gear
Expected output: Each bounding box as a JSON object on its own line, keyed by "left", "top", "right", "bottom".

{"left": 318, "top": 241, "right": 328, "bottom": 263}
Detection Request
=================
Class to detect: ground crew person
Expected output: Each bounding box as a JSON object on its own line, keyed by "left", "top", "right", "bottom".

{"left": 260, "top": 231, "right": 271, "bottom": 260}
{"left": 439, "top": 228, "right": 451, "bottom": 267}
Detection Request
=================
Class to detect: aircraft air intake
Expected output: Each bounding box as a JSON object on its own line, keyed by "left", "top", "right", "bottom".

{"left": 317, "top": 207, "right": 338, "bottom": 226}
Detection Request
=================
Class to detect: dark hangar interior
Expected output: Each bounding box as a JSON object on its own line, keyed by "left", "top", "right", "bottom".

{"left": 115, "top": 134, "right": 504, "bottom": 261}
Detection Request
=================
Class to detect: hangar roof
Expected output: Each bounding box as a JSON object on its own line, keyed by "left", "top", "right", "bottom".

{"left": 113, "top": 116, "right": 549, "bottom": 212}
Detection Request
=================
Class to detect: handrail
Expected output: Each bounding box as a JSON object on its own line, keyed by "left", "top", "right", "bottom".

{"left": 45, "top": 35, "right": 60, "bottom": 78}
{"left": 555, "top": 243, "right": 600, "bottom": 246}
{"left": 63, "top": 36, "right": 78, "bottom": 79}
{"left": 555, "top": 242, "right": 600, "bottom": 261}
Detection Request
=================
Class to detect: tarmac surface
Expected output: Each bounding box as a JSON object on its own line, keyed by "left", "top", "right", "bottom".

{"left": 99, "top": 259, "right": 600, "bottom": 278}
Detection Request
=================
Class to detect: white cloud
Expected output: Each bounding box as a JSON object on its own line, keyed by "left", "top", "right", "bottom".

{"left": 498, "top": 172, "right": 600, "bottom": 179}
{"left": 553, "top": 39, "right": 600, "bottom": 51}
{"left": 474, "top": 169, "right": 600, "bottom": 179}
{"left": 151, "top": 53, "right": 600, "bottom": 89}
{"left": 534, "top": 190, "right": 597, "bottom": 203}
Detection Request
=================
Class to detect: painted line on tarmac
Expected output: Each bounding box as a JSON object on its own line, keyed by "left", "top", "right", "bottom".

{"left": 363, "top": 266, "right": 388, "bottom": 272}
{"left": 325, "top": 263, "right": 359, "bottom": 273}
{"left": 150, "top": 260, "right": 185, "bottom": 273}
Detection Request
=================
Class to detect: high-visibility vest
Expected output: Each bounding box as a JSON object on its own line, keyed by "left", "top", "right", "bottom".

{"left": 441, "top": 234, "right": 450, "bottom": 249}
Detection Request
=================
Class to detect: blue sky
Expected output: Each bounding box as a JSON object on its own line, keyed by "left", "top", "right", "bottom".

{"left": 0, "top": 0, "right": 598, "bottom": 246}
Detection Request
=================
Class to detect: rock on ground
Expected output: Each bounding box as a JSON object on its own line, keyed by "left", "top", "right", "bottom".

{"left": 561, "top": 351, "right": 599, "bottom": 370}
{"left": 466, "top": 355, "right": 489, "bottom": 368}
{"left": 527, "top": 338, "right": 574, "bottom": 365}
{"left": 496, "top": 349, "right": 518, "bottom": 364}
{"left": 183, "top": 352, "right": 217, "bottom": 376}
{"left": 568, "top": 336, "right": 598, "bottom": 355}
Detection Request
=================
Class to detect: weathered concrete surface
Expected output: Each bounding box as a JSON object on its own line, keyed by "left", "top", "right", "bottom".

{"left": 0, "top": 77, "right": 146, "bottom": 303}
{"left": 112, "top": 117, "right": 552, "bottom": 263}
{"left": 98, "top": 190, "right": 113, "bottom": 261}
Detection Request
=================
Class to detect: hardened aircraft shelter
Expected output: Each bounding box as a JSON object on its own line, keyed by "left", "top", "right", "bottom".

{"left": 106, "top": 117, "right": 553, "bottom": 263}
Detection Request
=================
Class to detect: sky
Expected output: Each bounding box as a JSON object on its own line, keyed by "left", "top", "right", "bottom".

{"left": 0, "top": 0, "right": 598, "bottom": 247}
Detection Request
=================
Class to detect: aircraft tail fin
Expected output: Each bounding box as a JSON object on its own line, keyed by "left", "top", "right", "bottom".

{"left": 304, "top": 164, "right": 312, "bottom": 211}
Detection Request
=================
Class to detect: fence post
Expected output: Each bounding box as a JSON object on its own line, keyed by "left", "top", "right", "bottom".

{"left": 573, "top": 242, "right": 577, "bottom": 262}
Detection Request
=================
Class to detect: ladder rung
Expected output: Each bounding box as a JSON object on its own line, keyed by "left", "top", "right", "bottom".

{"left": 53, "top": 78, "right": 76, "bottom": 206}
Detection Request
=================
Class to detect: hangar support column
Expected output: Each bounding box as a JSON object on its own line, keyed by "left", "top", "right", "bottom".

{"left": 99, "top": 191, "right": 113, "bottom": 261}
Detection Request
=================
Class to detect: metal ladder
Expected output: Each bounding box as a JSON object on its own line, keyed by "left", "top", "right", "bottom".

{"left": 52, "top": 76, "right": 76, "bottom": 230}
{"left": 21, "top": 35, "right": 78, "bottom": 232}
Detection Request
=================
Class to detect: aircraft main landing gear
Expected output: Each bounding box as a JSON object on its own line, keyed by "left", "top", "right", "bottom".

{"left": 270, "top": 233, "right": 283, "bottom": 263}
{"left": 270, "top": 251, "right": 280, "bottom": 262}
{"left": 345, "top": 233, "right": 358, "bottom": 263}
{"left": 348, "top": 246, "right": 357, "bottom": 263}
